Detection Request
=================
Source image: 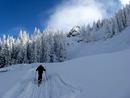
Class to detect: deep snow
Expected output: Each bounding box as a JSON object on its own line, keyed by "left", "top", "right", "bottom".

{"left": 0, "top": 26, "right": 130, "bottom": 98}
{"left": 0, "top": 48, "right": 130, "bottom": 98}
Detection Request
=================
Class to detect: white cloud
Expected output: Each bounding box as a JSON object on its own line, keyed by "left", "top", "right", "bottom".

{"left": 120, "top": 0, "right": 130, "bottom": 5}
{"left": 46, "top": 0, "right": 121, "bottom": 31}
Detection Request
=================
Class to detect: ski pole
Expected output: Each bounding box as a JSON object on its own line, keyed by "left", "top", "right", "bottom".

{"left": 35, "top": 70, "right": 37, "bottom": 82}
{"left": 44, "top": 65, "right": 48, "bottom": 81}
{"left": 45, "top": 71, "right": 48, "bottom": 81}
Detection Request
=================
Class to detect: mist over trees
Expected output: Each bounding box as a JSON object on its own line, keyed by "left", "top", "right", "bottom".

{"left": 79, "top": 4, "right": 130, "bottom": 42}
{"left": 0, "top": 4, "right": 130, "bottom": 68}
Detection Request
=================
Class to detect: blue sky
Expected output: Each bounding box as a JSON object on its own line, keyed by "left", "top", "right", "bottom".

{"left": 0, "top": 0, "right": 61, "bottom": 36}
{"left": 0, "top": 0, "right": 129, "bottom": 37}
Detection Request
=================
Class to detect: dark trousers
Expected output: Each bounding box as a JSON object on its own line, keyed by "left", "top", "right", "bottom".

{"left": 38, "top": 73, "right": 43, "bottom": 81}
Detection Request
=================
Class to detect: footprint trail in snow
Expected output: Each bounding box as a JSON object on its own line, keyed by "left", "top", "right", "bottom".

{"left": 2, "top": 69, "right": 80, "bottom": 98}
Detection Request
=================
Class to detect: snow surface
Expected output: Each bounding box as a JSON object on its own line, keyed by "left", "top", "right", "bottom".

{"left": 0, "top": 48, "right": 130, "bottom": 98}
{"left": 67, "top": 26, "right": 130, "bottom": 59}
{"left": 0, "top": 26, "right": 130, "bottom": 98}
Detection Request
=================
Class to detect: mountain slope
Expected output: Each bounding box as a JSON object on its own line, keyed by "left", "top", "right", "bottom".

{"left": 0, "top": 48, "right": 130, "bottom": 98}
{"left": 67, "top": 26, "right": 130, "bottom": 59}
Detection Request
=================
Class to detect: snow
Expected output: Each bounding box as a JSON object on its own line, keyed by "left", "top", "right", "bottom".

{"left": 0, "top": 48, "right": 130, "bottom": 98}
{"left": 49, "top": 49, "right": 130, "bottom": 98}
{"left": 0, "top": 26, "right": 130, "bottom": 98}
{"left": 67, "top": 26, "right": 130, "bottom": 59}
{"left": 1, "top": 66, "right": 80, "bottom": 98}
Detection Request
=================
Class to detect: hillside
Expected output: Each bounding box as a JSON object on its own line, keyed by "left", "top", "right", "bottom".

{"left": 67, "top": 26, "right": 130, "bottom": 59}
{"left": 0, "top": 1, "right": 130, "bottom": 98}
{"left": 0, "top": 47, "right": 130, "bottom": 98}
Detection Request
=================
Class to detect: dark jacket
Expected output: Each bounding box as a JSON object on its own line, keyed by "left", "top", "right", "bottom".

{"left": 36, "top": 65, "right": 46, "bottom": 74}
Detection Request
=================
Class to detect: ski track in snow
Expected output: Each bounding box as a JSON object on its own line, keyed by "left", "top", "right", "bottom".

{"left": 2, "top": 68, "right": 81, "bottom": 98}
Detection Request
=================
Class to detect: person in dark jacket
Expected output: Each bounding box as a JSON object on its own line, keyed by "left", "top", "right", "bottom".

{"left": 36, "top": 65, "right": 46, "bottom": 83}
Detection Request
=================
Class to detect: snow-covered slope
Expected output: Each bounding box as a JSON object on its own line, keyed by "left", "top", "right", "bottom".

{"left": 67, "top": 26, "right": 130, "bottom": 59}
{"left": 0, "top": 48, "right": 130, "bottom": 98}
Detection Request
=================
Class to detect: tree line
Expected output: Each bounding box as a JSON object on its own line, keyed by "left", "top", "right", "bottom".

{"left": 0, "top": 28, "right": 66, "bottom": 68}
{"left": 79, "top": 4, "right": 130, "bottom": 42}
